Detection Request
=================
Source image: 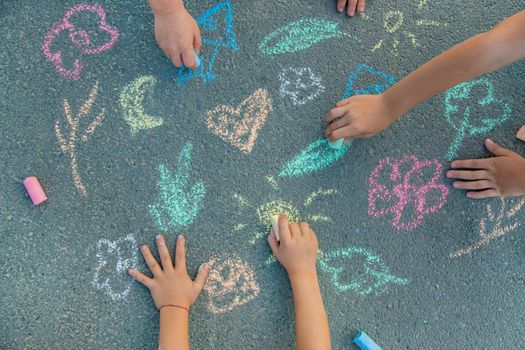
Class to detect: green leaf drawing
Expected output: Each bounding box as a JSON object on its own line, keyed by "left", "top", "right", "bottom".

{"left": 278, "top": 138, "right": 352, "bottom": 177}
{"left": 149, "top": 143, "right": 206, "bottom": 232}
{"left": 259, "top": 18, "right": 357, "bottom": 56}
{"left": 319, "top": 247, "right": 410, "bottom": 296}
{"left": 120, "top": 75, "right": 164, "bottom": 135}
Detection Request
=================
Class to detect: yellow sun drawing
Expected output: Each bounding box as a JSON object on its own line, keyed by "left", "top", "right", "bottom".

{"left": 233, "top": 177, "right": 335, "bottom": 264}
{"left": 371, "top": 0, "right": 448, "bottom": 56}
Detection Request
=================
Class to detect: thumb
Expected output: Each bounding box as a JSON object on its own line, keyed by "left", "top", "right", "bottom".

{"left": 485, "top": 139, "right": 511, "bottom": 156}
{"left": 267, "top": 230, "right": 279, "bottom": 257}
{"left": 194, "top": 28, "right": 202, "bottom": 54}
{"left": 193, "top": 262, "right": 210, "bottom": 291}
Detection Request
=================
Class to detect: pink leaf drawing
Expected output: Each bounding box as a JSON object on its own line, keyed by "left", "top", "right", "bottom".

{"left": 368, "top": 155, "right": 449, "bottom": 230}
{"left": 42, "top": 4, "right": 119, "bottom": 80}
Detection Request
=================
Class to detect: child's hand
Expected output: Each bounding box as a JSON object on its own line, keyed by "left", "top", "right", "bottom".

{"left": 325, "top": 94, "right": 399, "bottom": 142}
{"left": 129, "top": 235, "right": 209, "bottom": 310}
{"left": 153, "top": 8, "right": 201, "bottom": 68}
{"left": 447, "top": 139, "right": 525, "bottom": 199}
{"left": 267, "top": 215, "right": 318, "bottom": 278}
{"left": 336, "top": 0, "right": 366, "bottom": 17}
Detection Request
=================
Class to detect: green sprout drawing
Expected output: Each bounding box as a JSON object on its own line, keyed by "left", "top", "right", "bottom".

{"left": 149, "top": 143, "right": 206, "bottom": 232}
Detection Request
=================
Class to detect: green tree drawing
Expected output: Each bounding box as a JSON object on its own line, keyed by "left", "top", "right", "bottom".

{"left": 149, "top": 143, "right": 206, "bottom": 232}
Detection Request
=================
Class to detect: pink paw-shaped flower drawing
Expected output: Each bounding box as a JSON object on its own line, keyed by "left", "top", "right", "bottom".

{"left": 42, "top": 4, "right": 119, "bottom": 80}
{"left": 368, "top": 155, "right": 449, "bottom": 231}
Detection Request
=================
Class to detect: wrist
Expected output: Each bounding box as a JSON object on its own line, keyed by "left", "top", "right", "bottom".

{"left": 149, "top": 0, "right": 185, "bottom": 16}
{"left": 381, "top": 89, "right": 407, "bottom": 122}
{"left": 288, "top": 268, "right": 318, "bottom": 286}
{"left": 160, "top": 305, "right": 189, "bottom": 320}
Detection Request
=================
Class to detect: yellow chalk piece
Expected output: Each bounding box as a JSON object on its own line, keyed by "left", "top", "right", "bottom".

{"left": 271, "top": 215, "right": 280, "bottom": 241}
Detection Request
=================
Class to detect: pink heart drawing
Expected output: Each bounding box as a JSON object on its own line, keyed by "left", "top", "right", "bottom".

{"left": 206, "top": 88, "right": 272, "bottom": 154}
{"left": 42, "top": 4, "right": 119, "bottom": 80}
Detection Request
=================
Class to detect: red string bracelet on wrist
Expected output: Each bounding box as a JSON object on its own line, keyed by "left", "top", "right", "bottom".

{"left": 158, "top": 304, "right": 190, "bottom": 313}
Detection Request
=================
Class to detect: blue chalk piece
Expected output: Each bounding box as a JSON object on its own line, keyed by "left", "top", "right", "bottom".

{"left": 328, "top": 138, "right": 344, "bottom": 149}
{"left": 353, "top": 331, "right": 382, "bottom": 350}
{"left": 193, "top": 49, "right": 201, "bottom": 68}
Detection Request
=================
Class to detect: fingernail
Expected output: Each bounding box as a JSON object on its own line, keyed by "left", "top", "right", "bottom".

{"left": 338, "top": 7, "right": 343, "bottom": 12}
{"left": 453, "top": 182, "right": 459, "bottom": 188}
{"left": 446, "top": 171, "right": 452, "bottom": 178}
{"left": 450, "top": 162, "right": 457, "bottom": 168}
{"left": 141, "top": 245, "right": 147, "bottom": 251}
{"left": 128, "top": 269, "right": 134, "bottom": 275}
{"left": 156, "top": 234, "right": 162, "bottom": 240}
{"left": 199, "top": 263, "right": 208, "bottom": 272}
{"left": 178, "top": 235, "right": 184, "bottom": 241}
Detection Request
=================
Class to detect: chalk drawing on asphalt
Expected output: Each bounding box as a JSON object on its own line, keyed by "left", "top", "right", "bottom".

{"left": 93, "top": 234, "right": 138, "bottom": 301}
{"left": 149, "top": 143, "right": 206, "bottom": 232}
{"left": 450, "top": 198, "right": 525, "bottom": 258}
{"left": 207, "top": 89, "right": 272, "bottom": 154}
{"left": 55, "top": 81, "right": 105, "bottom": 197}
{"left": 204, "top": 255, "right": 260, "bottom": 313}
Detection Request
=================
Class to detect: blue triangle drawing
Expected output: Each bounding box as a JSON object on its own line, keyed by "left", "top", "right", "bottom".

{"left": 342, "top": 64, "right": 397, "bottom": 99}
{"left": 176, "top": 1, "right": 238, "bottom": 85}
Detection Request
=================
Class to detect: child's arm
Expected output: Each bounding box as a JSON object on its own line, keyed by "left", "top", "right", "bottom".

{"left": 149, "top": 0, "right": 201, "bottom": 68}
{"left": 325, "top": 9, "right": 525, "bottom": 142}
{"left": 336, "top": 0, "right": 366, "bottom": 17}
{"left": 129, "top": 235, "right": 209, "bottom": 350}
{"left": 268, "top": 215, "right": 331, "bottom": 350}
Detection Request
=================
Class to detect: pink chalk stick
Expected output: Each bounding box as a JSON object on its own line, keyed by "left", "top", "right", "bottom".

{"left": 23, "top": 176, "right": 48, "bottom": 205}
{"left": 516, "top": 126, "right": 525, "bottom": 142}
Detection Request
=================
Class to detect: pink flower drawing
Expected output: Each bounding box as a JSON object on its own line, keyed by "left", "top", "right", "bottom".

{"left": 368, "top": 155, "right": 449, "bottom": 231}
{"left": 42, "top": 4, "right": 119, "bottom": 80}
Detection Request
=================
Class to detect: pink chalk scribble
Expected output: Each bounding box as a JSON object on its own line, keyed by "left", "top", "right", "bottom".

{"left": 42, "top": 4, "right": 119, "bottom": 80}
{"left": 368, "top": 155, "right": 449, "bottom": 231}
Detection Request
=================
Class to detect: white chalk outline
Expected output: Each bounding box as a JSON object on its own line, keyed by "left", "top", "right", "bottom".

{"left": 92, "top": 233, "right": 138, "bottom": 301}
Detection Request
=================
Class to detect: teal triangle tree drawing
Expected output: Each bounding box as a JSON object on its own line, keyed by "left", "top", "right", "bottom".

{"left": 176, "top": 1, "right": 238, "bottom": 85}
{"left": 149, "top": 143, "right": 206, "bottom": 232}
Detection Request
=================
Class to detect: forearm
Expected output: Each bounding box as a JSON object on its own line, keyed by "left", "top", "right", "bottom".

{"left": 159, "top": 308, "right": 190, "bottom": 350}
{"left": 384, "top": 9, "right": 525, "bottom": 118}
{"left": 290, "top": 272, "right": 331, "bottom": 350}
{"left": 149, "top": 0, "right": 184, "bottom": 15}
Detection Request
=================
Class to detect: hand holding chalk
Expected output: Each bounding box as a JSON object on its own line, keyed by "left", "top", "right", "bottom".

{"left": 151, "top": 7, "right": 202, "bottom": 68}
{"left": 267, "top": 215, "right": 319, "bottom": 278}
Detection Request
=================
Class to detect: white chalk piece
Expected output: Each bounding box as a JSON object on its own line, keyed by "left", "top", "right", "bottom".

{"left": 516, "top": 125, "right": 525, "bottom": 142}
{"left": 328, "top": 138, "right": 344, "bottom": 149}
{"left": 23, "top": 176, "right": 48, "bottom": 205}
{"left": 193, "top": 49, "right": 201, "bottom": 68}
{"left": 271, "top": 215, "right": 280, "bottom": 241}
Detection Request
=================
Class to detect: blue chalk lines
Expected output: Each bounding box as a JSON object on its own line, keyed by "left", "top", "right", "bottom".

{"left": 319, "top": 247, "right": 410, "bottom": 296}
{"left": 444, "top": 78, "right": 512, "bottom": 161}
{"left": 149, "top": 143, "right": 206, "bottom": 232}
{"left": 343, "top": 64, "right": 397, "bottom": 99}
{"left": 176, "top": 1, "right": 238, "bottom": 85}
